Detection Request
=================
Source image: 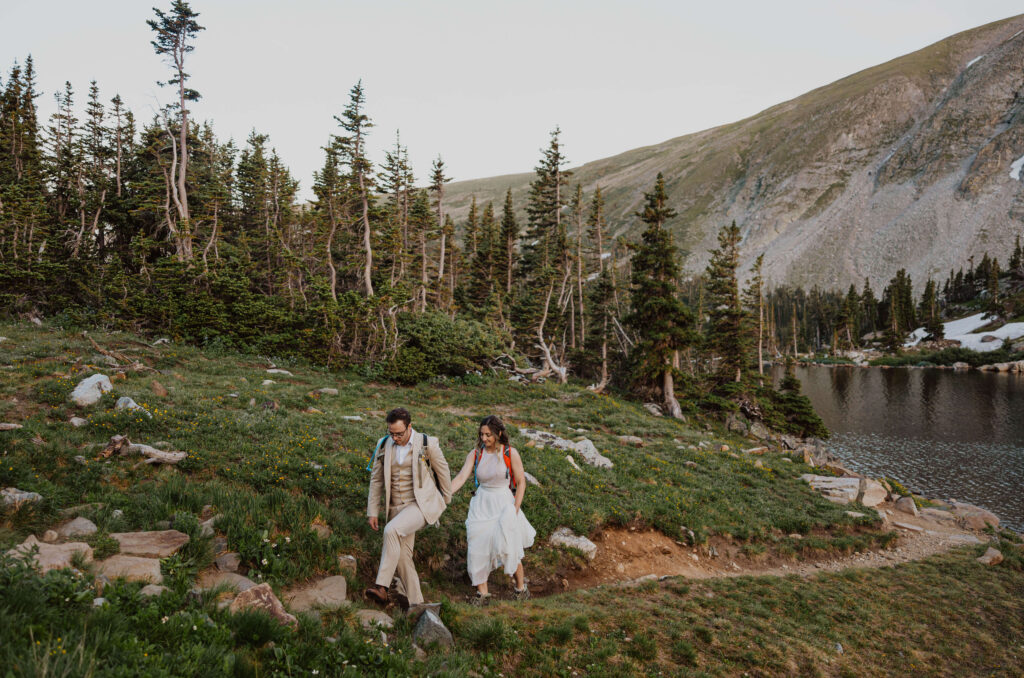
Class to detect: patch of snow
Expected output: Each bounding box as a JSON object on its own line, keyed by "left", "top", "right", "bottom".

{"left": 965, "top": 55, "right": 984, "bottom": 68}
{"left": 906, "top": 312, "right": 1024, "bottom": 352}
{"left": 1010, "top": 154, "right": 1024, "bottom": 180}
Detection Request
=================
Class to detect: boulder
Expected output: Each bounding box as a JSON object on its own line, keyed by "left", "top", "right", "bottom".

{"left": 565, "top": 455, "right": 582, "bottom": 472}
{"left": 976, "top": 547, "right": 1003, "bottom": 566}
{"left": 115, "top": 397, "right": 152, "bottom": 418}
{"left": 199, "top": 571, "right": 257, "bottom": 592}
{"left": 749, "top": 422, "right": 772, "bottom": 440}
{"left": 571, "top": 439, "right": 613, "bottom": 468}
{"left": 412, "top": 610, "right": 453, "bottom": 648}
{"left": 355, "top": 609, "right": 394, "bottom": 630}
{"left": 2, "top": 487, "right": 43, "bottom": 506}
{"left": 215, "top": 552, "right": 241, "bottom": 572}
{"left": 800, "top": 475, "right": 859, "bottom": 505}
{"left": 284, "top": 576, "right": 348, "bottom": 612}
{"left": 523, "top": 472, "right": 541, "bottom": 487}
{"left": 549, "top": 527, "right": 597, "bottom": 560}
{"left": 779, "top": 434, "right": 802, "bottom": 450}
{"left": 859, "top": 479, "right": 888, "bottom": 507}
{"left": 6, "top": 535, "right": 93, "bottom": 572}
{"left": 894, "top": 496, "right": 919, "bottom": 516}
{"left": 519, "top": 429, "right": 613, "bottom": 468}
{"left": 315, "top": 387, "right": 339, "bottom": 396}
{"left": 920, "top": 508, "right": 957, "bottom": 524}
{"left": 110, "top": 530, "right": 189, "bottom": 558}
{"left": 97, "top": 555, "right": 163, "bottom": 583}
{"left": 57, "top": 517, "right": 98, "bottom": 538}
{"left": 745, "top": 447, "right": 769, "bottom": 455}
{"left": 951, "top": 502, "right": 1000, "bottom": 530}
{"left": 229, "top": 583, "right": 298, "bottom": 629}
{"left": 69, "top": 417, "right": 88, "bottom": 427}
{"left": 266, "top": 368, "right": 293, "bottom": 376}
{"left": 70, "top": 374, "right": 113, "bottom": 407}
{"left": 725, "top": 414, "right": 748, "bottom": 436}
{"left": 643, "top": 403, "right": 663, "bottom": 417}
{"left": 952, "top": 362, "right": 970, "bottom": 370}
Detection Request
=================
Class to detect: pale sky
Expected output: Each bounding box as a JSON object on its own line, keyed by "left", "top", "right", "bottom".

{"left": 3, "top": 1, "right": 1022, "bottom": 200}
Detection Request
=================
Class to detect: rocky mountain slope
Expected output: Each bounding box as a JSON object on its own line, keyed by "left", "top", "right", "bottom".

{"left": 443, "top": 15, "right": 1024, "bottom": 289}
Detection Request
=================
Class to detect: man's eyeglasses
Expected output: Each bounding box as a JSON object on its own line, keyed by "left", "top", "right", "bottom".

{"left": 388, "top": 427, "right": 408, "bottom": 439}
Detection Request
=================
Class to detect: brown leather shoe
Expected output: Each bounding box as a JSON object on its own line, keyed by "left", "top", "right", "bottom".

{"left": 364, "top": 585, "right": 389, "bottom": 606}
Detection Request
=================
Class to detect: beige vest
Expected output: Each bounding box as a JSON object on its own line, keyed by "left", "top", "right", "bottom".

{"left": 390, "top": 449, "right": 415, "bottom": 507}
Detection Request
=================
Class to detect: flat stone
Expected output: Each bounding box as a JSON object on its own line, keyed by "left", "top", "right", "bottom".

{"left": 98, "top": 555, "right": 163, "bottom": 583}
{"left": 0, "top": 422, "right": 23, "bottom": 430}
{"left": 643, "top": 403, "right": 663, "bottom": 417}
{"left": 519, "top": 429, "right": 613, "bottom": 468}
{"left": 339, "top": 415, "right": 363, "bottom": 421}
{"left": 549, "top": 527, "right": 597, "bottom": 560}
{"left": 57, "top": 517, "right": 98, "bottom": 538}
{"left": 315, "top": 388, "right": 338, "bottom": 396}
{"left": 745, "top": 447, "right": 769, "bottom": 455}
{"left": 976, "top": 547, "right": 1003, "bottom": 566}
{"left": 920, "top": 508, "right": 957, "bottom": 524}
{"left": 140, "top": 584, "right": 169, "bottom": 597}
{"left": 229, "top": 583, "right": 297, "bottom": 629}
{"left": 800, "top": 475, "right": 858, "bottom": 505}
{"left": 859, "top": 479, "right": 888, "bottom": 507}
{"left": 6, "top": 535, "right": 93, "bottom": 572}
{"left": 69, "top": 417, "right": 88, "bottom": 427}
{"left": 412, "top": 610, "right": 453, "bottom": 648}
{"left": 215, "top": 552, "right": 241, "bottom": 572}
{"left": 892, "top": 521, "right": 924, "bottom": 532}
{"left": 355, "top": 609, "right": 394, "bottom": 630}
{"left": 284, "top": 576, "right": 348, "bottom": 612}
{"left": 115, "top": 397, "right": 151, "bottom": 418}
{"left": 110, "top": 530, "right": 189, "bottom": 558}
{"left": 2, "top": 487, "right": 43, "bottom": 506}
{"left": 266, "top": 369, "right": 293, "bottom": 376}
{"left": 70, "top": 374, "right": 113, "bottom": 407}
{"left": 199, "top": 571, "right": 257, "bottom": 592}
{"left": 261, "top": 380, "right": 275, "bottom": 386}
{"left": 617, "top": 435, "right": 643, "bottom": 446}
{"left": 895, "top": 496, "right": 919, "bottom": 516}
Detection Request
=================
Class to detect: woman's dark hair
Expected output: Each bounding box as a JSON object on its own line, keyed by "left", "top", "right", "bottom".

{"left": 477, "top": 415, "right": 510, "bottom": 448}
{"left": 386, "top": 407, "right": 411, "bottom": 426}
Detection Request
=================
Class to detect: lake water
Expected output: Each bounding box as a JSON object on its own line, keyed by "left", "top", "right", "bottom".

{"left": 782, "top": 365, "right": 1024, "bottom": 532}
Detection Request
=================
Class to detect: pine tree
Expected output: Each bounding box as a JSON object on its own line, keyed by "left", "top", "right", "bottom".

{"left": 1010, "top": 235, "right": 1023, "bottom": 278}
{"left": 148, "top": 0, "right": 204, "bottom": 261}
{"left": 626, "top": 173, "right": 693, "bottom": 418}
{"left": 378, "top": 131, "right": 412, "bottom": 285}
{"left": 312, "top": 134, "right": 353, "bottom": 301}
{"left": 587, "top": 186, "right": 607, "bottom": 272}
{"left": 920, "top": 278, "right": 944, "bottom": 340}
{"left": 430, "top": 155, "right": 451, "bottom": 301}
{"left": 986, "top": 257, "right": 1001, "bottom": 314}
{"left": 742, "top": 254, "right": 766, "bottom": 374}
{"left": 335, "top": 80, "right": 375, "bottom": 296}
{"left": 464, "top": 196, "right": 479, "bottom": 261}
{"left": 705, "top": 221, "right": 749, "bottom": 382}
{"left": 498, "top": 188, "right": 518, "bottom": 295}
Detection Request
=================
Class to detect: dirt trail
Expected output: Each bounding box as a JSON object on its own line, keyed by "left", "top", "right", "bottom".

{"left": 553, "top": 501, "right": 987, "bottom": 592}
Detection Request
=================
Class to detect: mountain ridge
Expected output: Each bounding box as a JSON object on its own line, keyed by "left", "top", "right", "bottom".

{"left": 442, "top": 14, "right": 1024, "bottom": 290}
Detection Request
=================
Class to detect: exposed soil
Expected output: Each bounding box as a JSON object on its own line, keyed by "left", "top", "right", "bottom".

{"left": 528, "top": 500, "right": 988, "bottom": 595}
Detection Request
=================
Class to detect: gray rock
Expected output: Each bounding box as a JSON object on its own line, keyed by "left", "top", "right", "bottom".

{"left": 140, "top": 584, "right": 169, "bottom": 597}
{"left": 339, "top": 415, "right": 363, "bottom": 422}
{"left": 726, "top": 414, "right": 748, "bottom": 435}
{"left": 951, "top": 501, "right": 1000, "bottom": 530}
{"left": 895, "top": 496, "right": 919, "bottom": 516}
{"left": 523, "top": 472, "right": 541, "bottom": 487}
{"left": 115, "top": 397, "right": 152, "bottom": 418}
{"left": 110, "top": 530, "right": 189, "bottom": 558}
{"left": 565, "top": 455, "right": 582, "bottom": 472}
{"left": 749, "top": 422, "right": 771, "bottom": 440}
{"left": 520, "top": 428, "right": 614, "bottom": 469}
{"left": 355, "top": 609, "right": 394, "bottom": 630}
{"left": 549, "top": 527, "right": 597, "bottom": 560}
{"left": 199, "top": 571, "right": 257, "bottom": 592}
{"left": 70, "top": 374, "right": 113, "bottom": 407}
{"left": 337, "top": 554, "right": 357, "bottom": 575}
{"left": 311, "top": 523, "right": 332, "bottom": 539}
{"left": 976, "top": 547, "right": 1003, "bottom": 566}
{"left": 859, "top": 479, "right": 888, "bottom": 507}
{"left": 892, "top": 521, "right": 924, "bottom": 532}
{"left": 199, "top": 516, "right": 221, "bottom": 538}
{"left": 315, "top": 388, "right": 339, "bottom": 396}
{"left": 93, "top": 597, "right": 108, "bottom": 607}
{"left": 57, "top": 517, "right": 98, "bottom": 538}
{"left": 261, "top": 379, "right": 275, "bottom": 386}
{"left": 617, "top": 435, "right": 643, "bottom": 446}
{"left": 215, "top": 552, "right": 241, "bottom": 572}
{"left": 6, "top": 535, "right": 93, "bottom": 572}
{"left": 229, "top": 583, "right": 297, "bottom": 629}
{"left": 952, "top": 362, "right": 970, "bottom": 370}
{"left": 213, "top": 536, "right": 228, "bottom": 553}
{"left": 0, "top": 422, "right": 23, "bottom": 430}
{"left": 779, "top": 434, "right": 801, "bottom": 450}
{"left": 2, "top": 487, "right": 43, "bottom": 506}
{"left": 683, "top": 461, "right": 698, "bottom": 468}
{"left": 284, "top": 576, "right": 348, "bottom": 612}
{"left": 266, "top": 369, "right": 293, "bottom": 376}
{"left": 97, "top": 555, "right": 163, "bottom": 583}
{"left": 42, "top": 530, "right": 59, "bottom": 543}
{"left": 643, "top": 402, "right": 663, "bottom": 417}
{"left": 412, "top": 610, "right": 453, "bottom": 648}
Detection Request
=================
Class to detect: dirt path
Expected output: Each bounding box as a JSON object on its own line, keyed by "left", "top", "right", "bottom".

{"left": 553, "top": 501, "right": 987, "bottom": 592}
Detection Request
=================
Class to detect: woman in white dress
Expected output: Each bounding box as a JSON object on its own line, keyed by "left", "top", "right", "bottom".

{"left": 451, "top": 415, "right": 536, "bottom": 605}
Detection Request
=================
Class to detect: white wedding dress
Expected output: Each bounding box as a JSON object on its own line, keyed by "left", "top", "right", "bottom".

{"left": 465, "top": 450, "right": 536, "bottom": 586}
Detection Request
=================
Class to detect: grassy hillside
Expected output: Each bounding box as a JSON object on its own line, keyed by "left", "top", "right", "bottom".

{"left": 1, "top": 323, "right": 1022, "bottom": 676}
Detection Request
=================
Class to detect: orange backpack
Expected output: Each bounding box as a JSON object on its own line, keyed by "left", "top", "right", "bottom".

{"left": 473, "top": 445, "right": 516, "bottom": 493}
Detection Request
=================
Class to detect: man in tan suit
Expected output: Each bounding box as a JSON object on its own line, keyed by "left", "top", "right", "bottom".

{"left": 365, "top": 407, "right": 452, "bottom": 607}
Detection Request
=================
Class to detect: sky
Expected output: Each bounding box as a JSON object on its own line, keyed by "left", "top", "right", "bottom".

{"left": 3, "top": 1, "right": 1022, "bottom": 200}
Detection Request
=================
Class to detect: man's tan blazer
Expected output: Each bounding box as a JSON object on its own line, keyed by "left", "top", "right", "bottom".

{"left": 366, "top": 428, "right": 453, "bottom": 525}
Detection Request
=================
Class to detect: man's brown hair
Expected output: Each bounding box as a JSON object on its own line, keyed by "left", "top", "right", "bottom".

{"left": 386, "top": 407, "right": 411, "bottom": 427}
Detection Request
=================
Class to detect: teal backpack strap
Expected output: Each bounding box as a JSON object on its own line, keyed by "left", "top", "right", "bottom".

{"left": 365, "top": 435, "right": 388, "bottom": 473}
{"left": 473, "top": 447, "right": 483, "bottom": 488}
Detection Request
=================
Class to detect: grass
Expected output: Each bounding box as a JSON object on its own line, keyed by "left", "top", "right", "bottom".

{"left": 1, "top": 321, "right": 1022, "bottom": 675}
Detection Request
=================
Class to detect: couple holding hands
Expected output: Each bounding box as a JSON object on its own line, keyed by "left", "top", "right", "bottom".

{"left": 364, "top": 408, "right": 535, "bottom": 607}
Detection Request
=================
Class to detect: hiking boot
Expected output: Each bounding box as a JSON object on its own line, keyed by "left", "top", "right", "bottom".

{"left": 512, "top": 586, "right": 531, "bottom": 601}
{"left": 468, "top": 591, "right": 491, "bottom": 607}
{"left": 364, "top": 585, "right": 389, "bottom": 606}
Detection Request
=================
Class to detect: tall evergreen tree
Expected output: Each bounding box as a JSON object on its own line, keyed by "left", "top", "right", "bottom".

{"left": 920, "top": 278, "right": 944, "bottom": 340}
{"left": 705, "top": 221, "right": 749, "bottom": 382}
{"left": 626, "top": 173, "right": 692, "bottom": 418}
{"left": 335, "top": 80, "right": 374, "bottom": 296}
{"left": 742, "top": 254, "right": 766, "bottom": 374}
{"left": 430, "top": 156, "right": 451, "bottom": 296}
{"left": 498, "top": 188, "right": 518, "bottom": 296}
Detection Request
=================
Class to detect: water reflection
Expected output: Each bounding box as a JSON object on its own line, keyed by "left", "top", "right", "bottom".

{"left": 774, "top": 365, "right": 1024, "bottom": 531}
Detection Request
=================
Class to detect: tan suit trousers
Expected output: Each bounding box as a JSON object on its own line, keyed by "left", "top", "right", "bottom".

{"left": 374, "top": 500, "right": 428, "bottom": 604}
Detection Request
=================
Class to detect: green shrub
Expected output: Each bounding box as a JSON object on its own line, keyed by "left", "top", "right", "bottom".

{"left": 384, "top": 312, "right": 510, "bottom": 384}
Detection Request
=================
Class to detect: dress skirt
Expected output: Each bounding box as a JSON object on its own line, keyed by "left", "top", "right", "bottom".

{"left": 465, "top": 485, "right": 536, "bottom": 586}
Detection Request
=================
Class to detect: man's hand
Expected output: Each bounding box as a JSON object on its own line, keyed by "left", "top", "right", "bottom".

{"left": 368, "top": 516, "right": 379, "bottom": 531}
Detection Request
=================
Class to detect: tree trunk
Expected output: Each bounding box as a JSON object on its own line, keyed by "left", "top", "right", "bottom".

{"left": 662, "top": 360, "right": 683, "bottom": 419}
